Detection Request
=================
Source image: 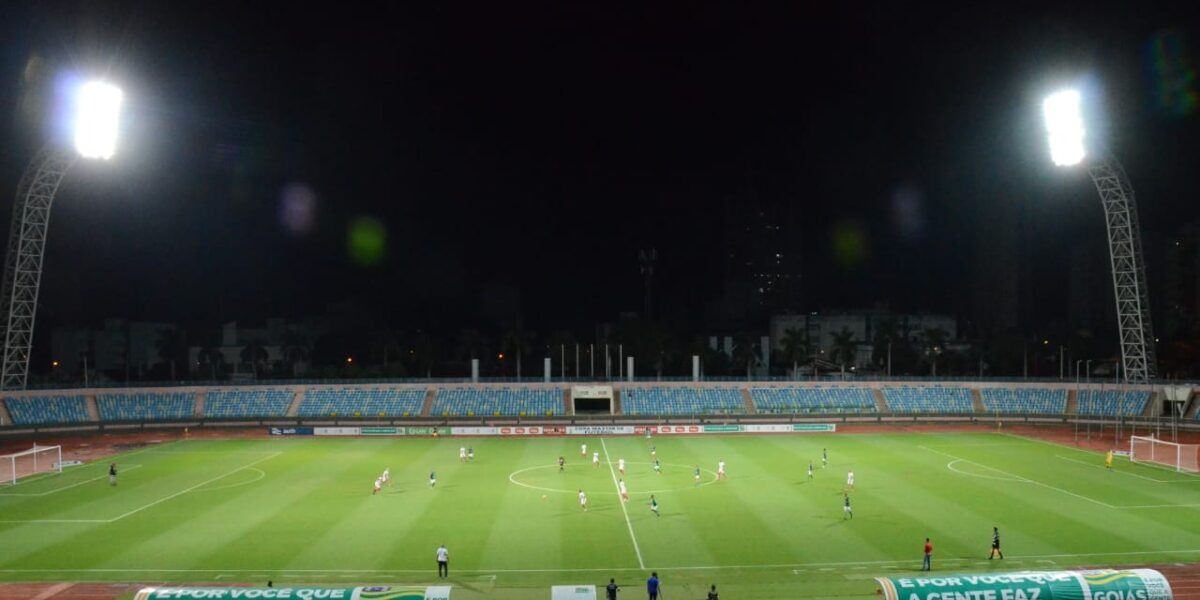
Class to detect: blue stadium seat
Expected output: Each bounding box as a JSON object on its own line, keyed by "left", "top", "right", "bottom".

{"left": 979, "top": 388, "right": 1066, "bottom": 414}
{"left": 750, "top": 387, "right": 875, "bottom": 414}
{"left": 204, "top": 389, "right": 294, "bottom": 418}
{"left": 430, "top": 388, "right": 562, "bottom": 417}
{"left": 621, "top": 388, "right": 744, "bottom": 416}
{"left": 1077, "top": 390, "right": 1150, "bottom": 417}
{"left": 298, "top": 388, "right": 426, "bottom": 417}
{"left": 882, "top": 387, "right": 973, "bottom": 413}
{"left": 97, "top": 392, "right": 195, "bottom": 421}
{"left": 4, "top": 395, "right": 91, "bottom": 425}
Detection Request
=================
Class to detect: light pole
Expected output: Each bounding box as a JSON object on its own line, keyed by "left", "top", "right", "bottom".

{"left": 1043, "top": 88, "right": 1156, "bottom": 383}
{"left": 0, "top": 80, "right": 122, "bottom": 390}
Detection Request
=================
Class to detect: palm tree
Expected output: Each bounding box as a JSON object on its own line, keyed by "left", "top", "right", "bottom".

{"left": 779, "top": 327, "right": 811, "bottom": 378}
{"left": 501, "top": 319, "right": 537, "bottom": 379}
{"left": 732, "top": 333, "right": 760, "bottom": 380}
{"left": 240, "top": 340, "right": 269, "bottom": 379}
{"left": 155, "top": 328, "right": 186, "bottom": 381}
{"left": 198, "top": 346, "right": 224, "bottom": 380}
{"left": 455, "top": 328, "right": 489, "bottom": 362}
{"left": 281, "top": 331, "right": 311, "bottom": 377}
{"left": 829, "top": 327, "right": 858, "bottom": 370}
{"left": 921, "top": 327, "right": 949, "bottom": 377}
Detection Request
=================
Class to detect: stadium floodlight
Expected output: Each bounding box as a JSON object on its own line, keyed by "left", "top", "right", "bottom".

{"left": 73, "top": 80, "right": 123, "bottom": 160}
{"left": 1043, "top": 89, "right": 1086, "bottom": 166}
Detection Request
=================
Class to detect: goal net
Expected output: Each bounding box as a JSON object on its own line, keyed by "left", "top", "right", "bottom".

{"left": 0, "top": 445, "right": 63, "bottom": 485}
{"left": 1130, "top": 436, "right": 1200, "bottom": 473}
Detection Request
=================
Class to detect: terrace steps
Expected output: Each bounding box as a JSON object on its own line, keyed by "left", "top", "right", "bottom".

{"left": 1142, "top": 392, "right": 1158, "bottom": 418}
{"left": 1185, "top": 395, "right": 1199, "bottom": 420}
{"left": 871, "top": 389, "right": 888, "bottom": 412}
{"left": 563, "top": 389, "right": 572, "bottom": 416}
{"left": 0, "top": 398, "right": 11, "bottom": 426}
{"left": 421, "top": 389, "right": 436, "bottom": 417}
{"left": 971, "top": 389, "right": 985, "bottom": 413}
{"left": 740, "top": 388, "right": 756, "bottom": 414}
{"left": 286, "top": 390, "right": 304, "bottom": 417}
{"left": 194, "top": 392, "right": 205, "bottom": 418}
{"left": 1065, "top": 390, "right": 1079, "bottom": 415}
{"left": 613, "top": 390, "right": 623, "bottom": 415}
{"left": 84, "top": 395, "right": 100, "bottom": 422}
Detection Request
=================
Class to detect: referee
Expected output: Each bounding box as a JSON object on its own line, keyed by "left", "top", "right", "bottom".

{"left": 436, "top": 544, "right": 449, "bottom": 577}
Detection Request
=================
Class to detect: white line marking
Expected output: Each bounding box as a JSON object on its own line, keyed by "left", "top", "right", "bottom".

{"left": 919, "top": 445, "right": 1116, "bottom": 508}
{"left": 945, "top": 459, "right": 1025, "bottom": 482}
{"left": 190, "top": 467, "right": 266, "bottom": 493}
{"left": 0, "top": 465, "right": 144, "bottom": 497}
{"left": 5, "top": 549, "right": 1200, "bottom": 575}
{"left": 601, "top": 437, "right": 644, "bottom": 569}
{"left": 108, "top": 452, "right": 281, "bottom": 522}
{"left": 507, "top": 462, "right": 717, "bottom": 495}
{"left": 1053, "top": 455, "right": 1168, "bottom": 482}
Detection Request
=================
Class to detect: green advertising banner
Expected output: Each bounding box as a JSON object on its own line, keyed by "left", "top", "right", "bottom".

{"left": 703, "top": 425, "right": 744, "bottom": 432}
{"left": 876, "top": 570, "right": 1172, "bottom": 600}
{"left": 135, "top": 585, "right": 451, "bottom": 600}
{"left": 360, "top": 427, "right": 402, "bottom": 436}
{"left": 793, "top": 424, "right": 836, "bottom": 432}
{"left": 404, "top": 427, "right": 450, "bottom": 436}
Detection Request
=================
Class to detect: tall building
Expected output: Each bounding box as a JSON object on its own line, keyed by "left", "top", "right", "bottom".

{"left": 718, "top": 197, "right": 802, "bottom": 323}
{"left": 1163, "top": 222, "right": 1200, "bottom": 339}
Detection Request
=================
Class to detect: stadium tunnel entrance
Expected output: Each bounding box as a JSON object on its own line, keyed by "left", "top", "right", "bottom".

{"left": 571, "top": 385, "right": 613, "bottom": 414}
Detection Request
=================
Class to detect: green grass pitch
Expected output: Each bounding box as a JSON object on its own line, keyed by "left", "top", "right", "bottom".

{"left": 2, "top": 432, "right": 1199, "bottom": 599}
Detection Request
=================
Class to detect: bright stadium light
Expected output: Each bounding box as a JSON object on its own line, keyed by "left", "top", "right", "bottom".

{"left": 1043, "top": 89, "right": 1085, "bottom": 166}
{"left": 73, "top": 80, "right": 123, "bottom": 160}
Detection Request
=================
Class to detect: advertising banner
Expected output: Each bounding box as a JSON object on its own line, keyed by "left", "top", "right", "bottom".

{"left": 566, "top": 426, "right": 635, "bottom": 435}
{"left": 571, "top": 385, "right": 613, "bottom": 399}
{"left": 703, "top": 425, "right": 743, "bottom": 433}
{"left": 794, "top": 424, "right": 836, "bottom": 432}
{"left": 360, "top": 427, "right": 403, "bottom": 436}
{"left": 875, "top": 569, "right": 1172, "bottom": 600}
{"left": 653, "top": 425, "right": 703, "bottom": 435}
{"left": 403, "top": 427, "right": 451, "bottom": 436}
{"left": 743, "top": 424, "right": 793, "bottom": 433}
{"left": 269, "top": 427, "right": 314, "bottom": 436}
{"left": 135, "top": 586, "right": 451, "bottom": 600}
{"left": 450, "top": 426, "right": 500, "bottom": 436}
{"left": 497, "top": 425, "right": 564, "bottom": 436}
{"left": 315, "top": 427, "right": 362, "bottom": 436}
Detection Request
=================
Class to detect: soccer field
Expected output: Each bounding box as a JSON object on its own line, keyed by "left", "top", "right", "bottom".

{"left": 2, "top": 432, "right": 1199, "bottom": 599}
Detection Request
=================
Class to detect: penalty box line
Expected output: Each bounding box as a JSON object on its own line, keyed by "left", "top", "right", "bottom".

{"left": 0, "top": 465, "right": 145, "bottom": 497}
{"left": 0, "top": 451, "right": 282, "bottom": 524}
{"left": 919, "top": 445, "right": 1117, "bottom": 508}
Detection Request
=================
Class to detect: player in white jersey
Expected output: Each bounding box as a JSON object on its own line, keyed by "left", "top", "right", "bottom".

{"left": 593, "top": 451, "right": 600, "bottom": 467}
{"left": 619, "top": 479, "right": 629, "bottom": 502}
{"left": 382, "top": 468, "right": 391, "bottom": 486}
{"left": 373, "top": 477, "right": 382, "bottom": 495}
{"left": 578, "top": 489, "right": 588, "bottom": 511}
{"left": 717, "top": 460, "right": 726, "bottom": 479}
{"left": 581, "top": 443, "right": 588, "bottom": 457}
{"left": 618, "top": 458, "right": 625, "bottom": 475}
{"left": 847, "top": 470, "right": 855, "bottom": 490}
{"left": 459, "top": 447, "right": 467, "bottom": 462}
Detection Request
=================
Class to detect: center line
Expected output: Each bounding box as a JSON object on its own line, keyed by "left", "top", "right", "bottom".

{"left": 601, "top": 437, "right": 644, "bottom": 569}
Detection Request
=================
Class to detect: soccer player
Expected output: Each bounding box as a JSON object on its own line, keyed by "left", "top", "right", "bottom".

{"left": 1106, "top": 450, "right": 1114, "bottom": 471}
{"left": 582, "top": 443, "right": 588, "bottom": 457}
{"left": 373, "top": 477, "right": 382, "bottom": 495}
{"left": 429, "top": 470, "right": 437, "bottom": 488}
{"left": 717, "top": 460, "right": 726, "bottom": 480}
{"left": 436, "top": 544, "right": 449, "bottom": 578}
{"left": 619, "top": 479, "right": 629, "bottom": 502}
{"left": 654, "top": 458, "right": 661, "bottom": 474}
{"left": 607, "top": 579, "right": 620, "bottom": 600}
{"left": 593, "top": 451, "right": 601, "bottom": 467}
{"left": 650, "top": 444, "right": 656, "bottom": 457}
{"left": 459, "top": 447, "right": 467, "bottom": 462}
{"left": 922, "top": 538, "right": 933, "bottom": 571}
{"left": 559, "top": 456, "right": 566, "bottom": 472}
{"left": 468, "top": 447, "right": 474, "bottom": 461}
{"left": 989, "top": 527, "right": 1003, "bottom": 559}
{"left": 843, "top": 493, "right": 853, "bottom": 519}
{"left": 579, "top": 489, "right": 588, "bottom": 512}
{"left": 707, "top": 585, "right": 719, "bottom": 600}
{"left": 618, "top": 458, "right": 626, "bottom": 476}
{"left": 822, "top": 448, "right": 828, "bottom": 468}
{"left": 382, "top": 468, "right": 391, "bottom": 486}
{"left": 109, "top": 463, "right": 117, "bottom": 486}
{"left": 807, "top": 461, "right": 814, "bottom": 481}
{"left": 846, "top": 469, "right": 855, "bottom": 490}
{"left": 694, "top": 465, "right": 701, "bottom": 486}
{"left": 650, "top": 494, "right": 659, "bottom": 516}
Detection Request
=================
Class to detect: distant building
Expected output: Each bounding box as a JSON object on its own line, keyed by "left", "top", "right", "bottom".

{"left": 714, "top": 197, "right": 802, "bottom": 324}
{"left": 770, "top": 310, "right": 958, "bottom": 369}
{"left": 51, "top": 319, "right": 176, "bottom": 378}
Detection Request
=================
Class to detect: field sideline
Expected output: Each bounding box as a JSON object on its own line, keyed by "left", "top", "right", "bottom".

{"left": 1, "top": 431, "right": 1199, "bottom": 599}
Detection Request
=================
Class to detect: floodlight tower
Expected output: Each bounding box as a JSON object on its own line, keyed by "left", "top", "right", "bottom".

{"left": 1043, "top": 89, "right": 1156, "bottom": 383}
{"left": 0, "top": 81, "right": 122, "bottom": 390}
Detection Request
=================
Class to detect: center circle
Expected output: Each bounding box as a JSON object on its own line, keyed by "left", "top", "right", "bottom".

{"left": 508, "top": 461, "right": 719, "bottom": 495}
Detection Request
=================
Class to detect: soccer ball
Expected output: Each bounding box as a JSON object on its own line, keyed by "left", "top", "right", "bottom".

{"left": 541, "top": 494, "right": 547, "bottom": 500}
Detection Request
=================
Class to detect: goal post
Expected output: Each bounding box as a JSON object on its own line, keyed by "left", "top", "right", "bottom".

{"left": 0, "top": 445, "right": 63, "bottom": 485}
{"left": 1130, "top": 435, "right": 1200, "bottom": 473}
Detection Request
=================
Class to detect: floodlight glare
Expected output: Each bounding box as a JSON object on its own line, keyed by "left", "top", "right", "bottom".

{"left": 73, "top": 81, "right": 122, "bottom": 160}
{"left": 1043, "top": 89, "right": 1085, "bottom": 166}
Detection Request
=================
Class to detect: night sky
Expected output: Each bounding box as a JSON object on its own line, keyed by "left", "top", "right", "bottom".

{"left": 1, "top": 2, "right": 1198, "bottom": 336}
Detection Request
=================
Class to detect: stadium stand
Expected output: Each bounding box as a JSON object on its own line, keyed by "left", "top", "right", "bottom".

{"left": 431, "top": 388, "right": 561, "bottom": 417}
{"left": 979, "top": 388, "right": 1067, "bottom": 414}
{"left": 622, "top": 387, "right": 745, "bottom": 415}
{"left": 204, "top": 389, "right": 294, "bottom": 418}
{"left": 882, "top": 386, "right": 974, "bottom": 413}
{"left": 298, "top": 388, "right": 426, "bottom": 417}
{"left": 97, "top": 392, "right": 195, "bottom": 421}
{"left": 4, "top": 395, "right": 91, "bottom": 425}
{"left": 750, "top": 387, "right": 876, "bottom": 414}
{"left": 1077, "top": 390, "right": 1151, "bottom": 417}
